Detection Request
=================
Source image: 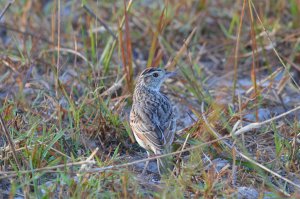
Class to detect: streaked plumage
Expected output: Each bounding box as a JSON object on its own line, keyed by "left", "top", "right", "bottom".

{"left": 130, "top": 67, "right": 176, "bottom": 175}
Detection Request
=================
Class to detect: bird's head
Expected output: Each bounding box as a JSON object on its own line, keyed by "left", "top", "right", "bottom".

{"left": 137, "top": 67, "right": 176, "bottom": 91}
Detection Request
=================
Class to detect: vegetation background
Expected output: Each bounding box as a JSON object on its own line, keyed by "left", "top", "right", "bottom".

{"left": 0, "top": 0, "right": 300, "bottom": 198}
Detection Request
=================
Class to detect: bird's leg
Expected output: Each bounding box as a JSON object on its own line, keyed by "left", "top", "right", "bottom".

{"left": 157, "top": 158, "right": 161, "bottom": 175}
{"left": 142, "top": 151, "right": 150, "bottom": 174}
{"left": 156, "top": 152, "right": 164, "bottom": 175}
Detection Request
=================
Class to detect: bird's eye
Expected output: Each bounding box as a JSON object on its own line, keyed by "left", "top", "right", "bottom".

{"left": 153, "top": 73, "right": 159, "bottom": 77}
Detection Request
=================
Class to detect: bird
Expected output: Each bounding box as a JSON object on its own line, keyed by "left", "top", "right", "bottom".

{"left": 130, "top": 67, "right": 176, "bottom": 175}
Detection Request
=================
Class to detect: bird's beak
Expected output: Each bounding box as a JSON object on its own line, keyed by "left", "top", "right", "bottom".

{"left": 165, "top": 71, "right": 177, "bottom": 78}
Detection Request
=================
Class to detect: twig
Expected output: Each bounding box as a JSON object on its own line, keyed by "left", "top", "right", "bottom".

{"left": 201, "top": 102, "right": 298, "bottom": 195}
{"left": 0, "top": 135, "right": 231, "bottom": 179}
{"left": 233, "top": 105, "right": 300, "bottom": 136}
{"left": 82, "top": 4, "right": 117, "bottom": 40}
{"left": 0, "top": 114, "right": 20, "bottom": 170}
{"left": 79, "top": 147, "right": 99, "bottom": 172}
{"left": 83, "top": 135, "right": 232, "bottom": 173}
{"left": 0, "top": 0, "right": 14, "bottom": 20}
{"left": 99, "top": 75, "right": 126, "bottom": 97}
{"left": 238, "top": 150, "right": 299, "bottom": 192}
{"left": 0, "top": 160, "right": 95, "bottom": 179}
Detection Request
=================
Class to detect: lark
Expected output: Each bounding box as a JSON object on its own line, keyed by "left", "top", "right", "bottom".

{"left": 130, "top": 67, "right": 176, "bottom": 175}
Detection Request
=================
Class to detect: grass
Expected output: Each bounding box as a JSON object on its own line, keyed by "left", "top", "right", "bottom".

{"left": 0, "top": 0, "right": 300, "bottom": 198}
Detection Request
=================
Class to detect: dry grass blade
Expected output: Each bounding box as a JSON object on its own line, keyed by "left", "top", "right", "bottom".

{"left": 248, "top": 0, "right": 258, "bottom": 121}
{"left": 0, "top": 114, "right": 20, "bottom": 170}
{"left": 283, "top": 55, "right": 300, "bottom": 72}
{"left": 0, "top": 0, "right": 14, "bottom": 20}
{"left": 123, "top": 0, "right": 133, "bottom": 92}
{"left": 56, "top": 0, "right": 61, "bottom": 98}
{"left": 246, "top": 67, "right": 283, "bottom": 95}
{"left": 119, "top": 20, "right": 128, "bottom": 89}
{"left": 232, "top": 0, "right": 246, "bottom": 103}
{"left": 118, "top": 0, "right": 134, "bottom": 93}
{"left": 40, "top": 47, "right": 95, "bottom": 68}
{"left": 174, "top": 133, "right": 190, "bottom": 173}
{"left": 249, "top": 0, "right": 300, "bottom": 92}
{"left": 165, "top": 27, "right": 197, "bottom": 70}
{"left": 82, "top": 4, "right": 117, "bottom": 40}
{"left": 147, "top": 7, "right": 166, "bottom": 67}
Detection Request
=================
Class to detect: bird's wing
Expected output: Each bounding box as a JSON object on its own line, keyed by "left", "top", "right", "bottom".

{"left": 157, "top": 96, "right": 176, "bottom": 146}
{"left": 163, "top": 113, "right": 176, "bottom": 147}
{"left": 130, "top": 104, "right": 166, "bottom": 151}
